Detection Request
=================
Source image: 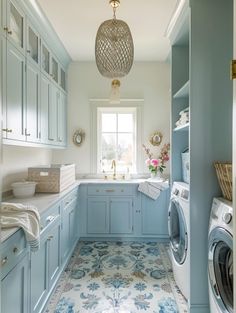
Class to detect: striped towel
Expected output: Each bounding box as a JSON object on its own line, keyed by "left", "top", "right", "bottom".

{"left": 0, "top": 202, "right": 40, "bottom": 252}
{"left": 138, "top": 180, "right": 169, "bottom": 200}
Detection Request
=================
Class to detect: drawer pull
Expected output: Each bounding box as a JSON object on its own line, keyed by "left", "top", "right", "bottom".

{"left": 1, "top": 257, "right": 8, "bottom": 266}
{"left": 121, "top": 189, "right": 124, "bottom": 192}
{"left": 105, "top": 189, "right": 115, "bottom": 192}
{"left": 96, "top": 190, "right": 99, "bottom": 192}
{"left": 13, "top": 247, "right": 19, "bottom": 254}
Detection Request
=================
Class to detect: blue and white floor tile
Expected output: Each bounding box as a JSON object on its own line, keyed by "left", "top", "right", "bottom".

{"left": 45, "top": 241, "right": 188, "bottom": 313}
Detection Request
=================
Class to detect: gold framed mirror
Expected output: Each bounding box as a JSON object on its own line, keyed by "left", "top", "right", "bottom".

{"left": 73, "top": 129, "right": 85, "bottom": 146}
{"left": 149, "top": 131, "right": 163, "bottom": 146}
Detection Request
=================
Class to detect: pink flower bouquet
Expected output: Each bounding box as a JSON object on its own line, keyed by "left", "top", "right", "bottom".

{"left": 143, "top": 143, "right": 170, "bottom": 174}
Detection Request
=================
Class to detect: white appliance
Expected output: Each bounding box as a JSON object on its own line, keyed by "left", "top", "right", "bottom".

{"left": 208, "top": 198, "right": 233, "bottom": 313}
{"left": 168, "top": 181, "right": 190, "bottom": 299}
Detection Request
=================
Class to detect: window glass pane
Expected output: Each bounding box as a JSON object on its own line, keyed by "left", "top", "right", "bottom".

{"left": 42, "top": 45, "right": 50, "bottom": 74}
{"left": 117, "top": 133, "right": 133, "bottom": 172}
{"left": 28, "top": 27, "right": 38, "bottom": 63}
{"left": 10, "top": 4, "right": 23, "bottom": 48}
{"left": 101, "top": 134, "right": 116, "bottom": 172}
{"left": 102, "top": 114, "right": 116, "bottom": 132}
{"left": 118, "top": 114, "right": 133, "bottom": 132}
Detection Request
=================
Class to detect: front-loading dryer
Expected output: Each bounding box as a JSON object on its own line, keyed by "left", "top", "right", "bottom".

{"left": 208, "top": 197, "right": 233, "bottom": 313}
{"left": 168, "top": 181, "right": 190, "bottom": 300}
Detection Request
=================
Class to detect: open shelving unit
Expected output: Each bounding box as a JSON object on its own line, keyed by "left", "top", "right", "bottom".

{"left": 168, "top": 0, "right": 233, "bottom": 312}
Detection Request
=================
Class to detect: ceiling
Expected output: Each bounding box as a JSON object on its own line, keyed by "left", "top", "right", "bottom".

{"left": 37, "top": 0, "right": 178, "bottom": 62}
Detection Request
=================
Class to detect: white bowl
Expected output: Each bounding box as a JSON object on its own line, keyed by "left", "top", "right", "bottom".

{"left": 11, "top": 181, "right": 37, "bottom": 198}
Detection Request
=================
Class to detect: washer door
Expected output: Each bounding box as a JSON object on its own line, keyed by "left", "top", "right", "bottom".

{"left": 168, "top": 198, "right": 188, "bottom": 264}
{"left": 208, "top": 227, "right": 233, "bottom": 313}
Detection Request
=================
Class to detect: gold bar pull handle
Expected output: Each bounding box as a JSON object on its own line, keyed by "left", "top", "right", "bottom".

{"left": 231, "top": 60, "right": 236, "bottom": 79}
{"left": 105, "top": 189, "right": 115, "bottom": 193}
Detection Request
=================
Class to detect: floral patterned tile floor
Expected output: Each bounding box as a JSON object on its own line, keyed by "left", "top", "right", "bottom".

{"left": 45, "top": 241, "right": 188, "bottom": 313}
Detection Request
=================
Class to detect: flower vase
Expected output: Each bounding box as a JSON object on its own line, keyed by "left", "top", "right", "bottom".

{"left": 150, "top": 171, "right": 161, "bottom": 180}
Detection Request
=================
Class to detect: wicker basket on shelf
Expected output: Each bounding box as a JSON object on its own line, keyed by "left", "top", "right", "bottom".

{"left": 214, "top": 162, "right": 232, "bottom": 201}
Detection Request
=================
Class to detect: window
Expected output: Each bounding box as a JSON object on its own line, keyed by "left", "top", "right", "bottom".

{"left": 97, "top": 107, "right": 137, "bottom": 173}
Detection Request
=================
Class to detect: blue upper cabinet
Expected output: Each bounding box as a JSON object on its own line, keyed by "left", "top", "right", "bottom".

{"left": 26, "top": 19, "right": 40, "bottom": 67}
{"left": 5, "top": 0, "right": 25, "bottom": 54}
{"left": 3, "top": 40, "right": 25, "bottom": 140}
{"left": 0, "top": 0, "right": 70, "bottom": 147}
{"left": 26, "top": 61, "right": 40, "bottom": 142}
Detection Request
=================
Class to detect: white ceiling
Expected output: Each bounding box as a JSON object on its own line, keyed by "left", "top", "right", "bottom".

{"left": 37, "top": 0, "right": 178, "bottom": 62}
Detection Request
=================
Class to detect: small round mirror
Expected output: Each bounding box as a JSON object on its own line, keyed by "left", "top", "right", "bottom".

{"left": 73, "top": 129, "right": 85, "bottom": 146}
{"left": 149, "top": 131, "right": 163, "bottom": 146}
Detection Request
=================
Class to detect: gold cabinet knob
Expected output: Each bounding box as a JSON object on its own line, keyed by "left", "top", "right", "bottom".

{"left": 3, "top": 26, "right": 8, "bottom": 31}
{"left": 7, "top": 30, "right": 12, "bottom": 35}
{"left": 2, "top": 128, "right": 12, "bottom": 132}
{"left": 48, "top": 235, "right": 54, "bottom": 241}
{"left": 1, "top": 257, "right": 8, "bottom": 266}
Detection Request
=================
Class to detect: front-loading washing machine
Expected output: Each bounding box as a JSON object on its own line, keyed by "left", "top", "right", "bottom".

{"left": 168, "top": 181, "right": 190, "bottom": 300}
{"left": 208, "top": 197, "right": 233, "bottom": 313}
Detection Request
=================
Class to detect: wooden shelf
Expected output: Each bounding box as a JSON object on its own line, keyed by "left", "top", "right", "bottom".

{"left": 173, "top": 123, "right": 190, "bottom": 132}
{"left": 173, "top": 81, "right": 189, "bottom": 99}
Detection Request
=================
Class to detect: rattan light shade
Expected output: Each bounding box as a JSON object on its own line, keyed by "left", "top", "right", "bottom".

{"left": 95, "top": 18, "right": 134, "bottom": 78}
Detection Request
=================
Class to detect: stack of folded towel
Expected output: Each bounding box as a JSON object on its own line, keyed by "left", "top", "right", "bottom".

{"left": 138, "top": 179, "right": 169, "bottom": 200}
{"left": 175, "top": 107, "right": 189, "bottom": 128}
{"left": 0, "top": 202, "right": 40, "bottom": 252}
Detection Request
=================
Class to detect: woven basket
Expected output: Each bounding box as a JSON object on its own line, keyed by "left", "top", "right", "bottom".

{"left": 214, "top": 162, "right": 232, "bottom": 201}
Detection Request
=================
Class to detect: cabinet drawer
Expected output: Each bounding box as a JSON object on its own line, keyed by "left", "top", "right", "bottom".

{"left": 62, "top": 188, "right": 78, "bottom": 208}
{"left": 40, "top": 202, "right": 60, "bottom": 234}
{"left": 87, "top": 185, "right": 133, "bottom": 196}
{"left": 1, "top": 229, "right": 27, "bottom": 279}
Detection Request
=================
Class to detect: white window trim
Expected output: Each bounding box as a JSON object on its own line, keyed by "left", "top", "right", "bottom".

{"left": 90, "top": 99, "right": 144, "bottom": 174}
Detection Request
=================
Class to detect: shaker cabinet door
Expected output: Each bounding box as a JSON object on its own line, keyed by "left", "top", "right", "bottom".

{"left": 87, "top": 197, "right": 109, "bottom": 234}
{"left": 26, "top": 61, "right": 40, "bottom": 142}
{"left": 48, "top": 84, "right": 59, "bottom": 143}
{"left": 48, "top": 219, "right": 61, "bottom": 288}
{"left": 40, "top": 74, "right": 50, "bottom": 144}
{"left": 1, "top": 254, "right": 29, "bottom": 313}
{"left": 110, "top": 197, "right": 133, "bottom": 234}
{"left": 30, "top": 236, "right": 48, "bottom": 313}
{"left": 5, "top": 41, "right": 25, "bottom": 140}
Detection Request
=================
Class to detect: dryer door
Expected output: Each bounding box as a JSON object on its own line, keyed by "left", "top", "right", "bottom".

{"left": 168, "top": 198, "right": 188, "bottom": 264}
{"left": 208, "top": 227, "right": 233, "bottom": 313}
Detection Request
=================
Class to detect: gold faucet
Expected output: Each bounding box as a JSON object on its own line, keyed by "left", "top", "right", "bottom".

{"left": 111, "top": 159, "right": 116, "bottom": 180}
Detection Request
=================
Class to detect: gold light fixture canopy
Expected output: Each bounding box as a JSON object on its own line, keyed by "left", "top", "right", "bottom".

{"left": 95, "top": 0, "right": 134, "bottom": 78}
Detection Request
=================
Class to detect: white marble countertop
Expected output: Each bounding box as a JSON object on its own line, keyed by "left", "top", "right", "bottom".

{"left": 1, "top": 178, "right": 169, "bottom": 243}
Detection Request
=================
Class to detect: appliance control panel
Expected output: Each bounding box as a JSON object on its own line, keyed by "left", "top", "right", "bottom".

{"left": 181, "top": 189, "right": 189, "bottom": 200}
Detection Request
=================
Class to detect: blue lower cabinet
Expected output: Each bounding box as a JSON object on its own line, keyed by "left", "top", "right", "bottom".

{"left": 30, "top": 215, "right": 61, "bottom": 313}
{"left": 110, "top": 197, "right": 133, "bottom": 234}
{"left": 30, "top": 234, "right": 48, "bottom": 313}
{"left": 1, "top": 252, "right": 30, "bottom": 313}
{"left": 48, "top": 217, "right": 61, "bottom": 289}
{"left": 141, "top": 190, "right": 169, "bottom": 237}
{"left": 87, "top": 197, "right": 109, "bottom": 234}
{"left": 61, "top": 198, "right": 77, "bottom": 263}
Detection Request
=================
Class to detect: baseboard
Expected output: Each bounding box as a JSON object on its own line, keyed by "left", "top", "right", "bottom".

{"left": 79, "top": 236, "right": 170, "bottom": 242}
{"left": 188, "top": 303, "right": 209, "bottom": 313}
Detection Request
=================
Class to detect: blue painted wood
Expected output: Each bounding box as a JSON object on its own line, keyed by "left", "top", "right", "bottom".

{"left": 141, "top": 190, "right": 169, "bottom": 236}
{"left": 6, "top": 0, "right": 25, "bottom": 55}
{"left": 169, "top": 1, "right": 233, "bottom": 312}
{"left": 1, "top": 252, "right": 29, "bottom": 313}
{"left": 26, "top": 61, "right": 40, "bottom": 142}
{"left": 5, "top": 40, "right": 25, "bottom": 140}
{"left": 57, "top": 91, "right": 67, "bottom": 146}
{"left": 40, "top": 74, "right": 50, "bottom": 144}
{"left": 30, "top": 234, "right": 48, "bottom": 313}
{"left": 110, "top": 197, "right": 133, "bottom": 234}
{"left": 48, "top": 217, "right": 61, "bottom": 288}
{"left": 48, "top": 84, "right": 59, "bottom": 143}
{"left": 26, "top": 19, "right": 40, "bottom": 67}
{"left": 61, "top": 198, "right": 77, "bottom": 262}
{"left": 87, "top": 196, "right": 109, "bottom": 234}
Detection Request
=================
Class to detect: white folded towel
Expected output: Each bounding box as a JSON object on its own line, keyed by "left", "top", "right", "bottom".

{"left": 0, "top": 202, "right": 40, "bottom": 252}
{"left": 138, "top": 180, "right": 168, "bottom": 200}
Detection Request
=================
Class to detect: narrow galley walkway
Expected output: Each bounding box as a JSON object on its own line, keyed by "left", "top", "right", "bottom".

{"left": 44, "top": 241, "right": 187, "bottom": 313}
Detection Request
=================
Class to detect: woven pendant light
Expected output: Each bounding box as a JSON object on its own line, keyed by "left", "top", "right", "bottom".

{"left": 95, "top": 0, "right": 134, "bottom": 78}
